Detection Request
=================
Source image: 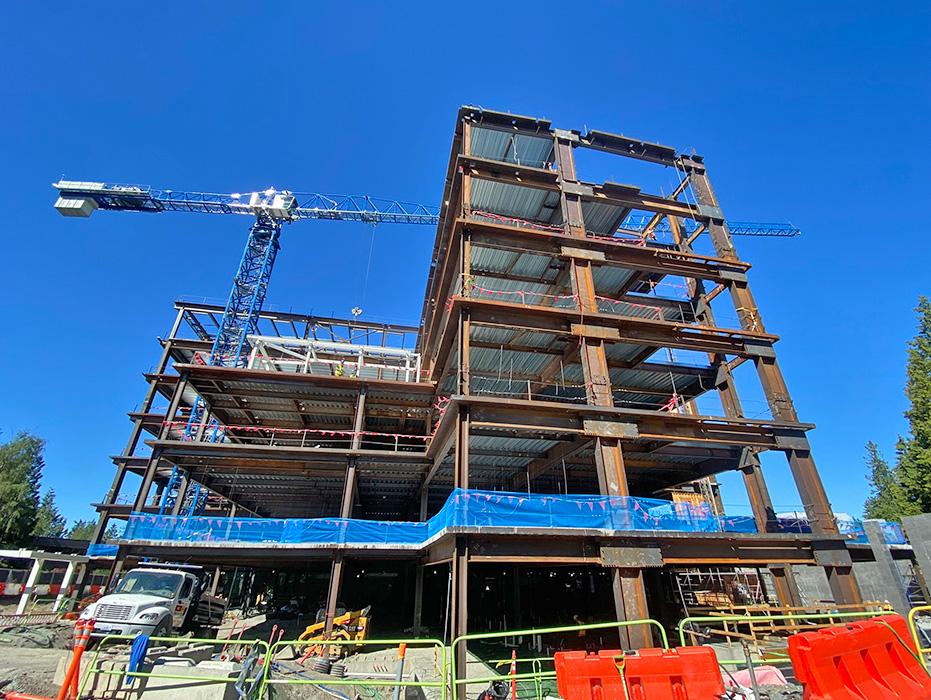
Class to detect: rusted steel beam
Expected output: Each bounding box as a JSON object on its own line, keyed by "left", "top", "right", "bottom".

{"left": 456, "top": 394, "right": 811, "bottom": 442}
{"left": 432, "top": 297, "right": 777, "bottom": 375}
{"left": 175, "top": 363, "right": 436, "bottom": 394}
{"left": 461, "top": 219, "right": 750, "bottom": 272}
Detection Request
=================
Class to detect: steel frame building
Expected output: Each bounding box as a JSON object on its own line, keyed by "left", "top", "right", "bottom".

{"left": 90, "top": 107, "right": 863, "bottom": 674}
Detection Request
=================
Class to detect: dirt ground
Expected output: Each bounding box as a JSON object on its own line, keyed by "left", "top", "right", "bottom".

{"left": 0, "top": 621, "right": 74, "bottom": 648}
{"left": 0, "top": 646, "right": 69, "bottom": 697}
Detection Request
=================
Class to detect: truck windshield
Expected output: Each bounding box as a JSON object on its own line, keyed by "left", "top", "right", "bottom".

{"left": 114, "top": 571, "right": 183, "bottom": 598}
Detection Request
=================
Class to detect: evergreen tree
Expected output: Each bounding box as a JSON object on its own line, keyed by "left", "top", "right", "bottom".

{"left": 0, "top": 432, "right": 44, "bottom": 546}
{"left": 67, "top": 519, "right": 120, "bottom": 541}
{"left": 863, "top": 441, "right": 914, "bottom": 520}
{"left": 68, "top": 519, "right": 95, "bottom": 541}
{"left": 34, "top": 488, "right": 67, "bottom": 537}
{"left": 898, "top": 296, "right": 931, "bottom": 512}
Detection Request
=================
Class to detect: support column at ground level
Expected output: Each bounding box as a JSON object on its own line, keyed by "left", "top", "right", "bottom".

{"left": 768, "top": 564, "right": 802, "bottom": 607}
{"left": 412, "top": 562, "right": 425, "bottom": 634}
{"left": 824, "top": 564, "right": 862, "bottom": 606}
{"left": 15, "top": 558, "right": 43, "bottom": 615}
{"left": 451, "top": 538, "right": 469, "bottom": 700}
{"left": 412, "top": 486, "right": 430, "bottom": 634}
{"left": 610, "top": 568, "right": 653, "bottom": 649}
{"left": 53, "top": 561, "right": 77, "bottom": 613}
{"left": 209, "top": 566, "right": 222, "bottom": 597}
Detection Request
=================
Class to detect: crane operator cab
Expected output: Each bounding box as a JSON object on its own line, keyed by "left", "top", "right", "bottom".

{"left": 247, "top": 188, "right": 297, "bottom": 220}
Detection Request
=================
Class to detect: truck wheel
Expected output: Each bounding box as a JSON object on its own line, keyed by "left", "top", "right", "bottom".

{"left": 153, "top": 620, "right": 171, "bottom": 640}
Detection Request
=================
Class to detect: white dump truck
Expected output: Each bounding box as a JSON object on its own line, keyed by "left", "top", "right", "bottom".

{"left": 80, "top": 563, "right": 225, "bottom": 638}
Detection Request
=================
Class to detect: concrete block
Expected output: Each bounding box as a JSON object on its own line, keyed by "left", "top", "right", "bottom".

{"left": 177, "top": 644, "right": 216, "bottom": 664}
{"left": 902, "top": 514, "right": 931, "bottom": 599}
{"left": 862, "top": 519, "right": 910, "bottom": 615}
{"left": 124, "top": 659, "right": 241, "bottom": 699}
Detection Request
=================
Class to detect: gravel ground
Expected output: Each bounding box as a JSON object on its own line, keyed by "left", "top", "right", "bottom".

{"left": 0, "top": 647, "right": 70, "bottom": 696}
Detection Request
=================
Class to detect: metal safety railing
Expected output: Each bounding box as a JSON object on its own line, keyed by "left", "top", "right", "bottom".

{"left": 451, "top": 619, "right": 667, "bottom": 700}
{"left": 67, "top": 608, "right": 931, "bottom": 700}
{"left": 78, "top": 634, "right": 269, "bottom": 698}
{"left": 677, "top": 608, "right": 892, "bottom": 667}
{"left": 908, "top": 605, "right": 931, "bottom": 669}
{"left": 259, "top": 636, "right": 448, "bottom": 700}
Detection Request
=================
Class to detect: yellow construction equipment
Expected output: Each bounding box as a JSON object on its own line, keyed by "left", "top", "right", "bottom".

{"left": 297, "top": 605, "right": 371, "bottom": 660}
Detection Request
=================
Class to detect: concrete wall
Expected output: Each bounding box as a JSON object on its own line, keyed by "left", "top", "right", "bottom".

{"left": 854, "top": 560, "right": 912, "bottom": 609}
{"left": 791, "top": 565, "right": 835, "bottom": 606}
{"left": 791, "top": 561, "right": 912, "bottom": 609}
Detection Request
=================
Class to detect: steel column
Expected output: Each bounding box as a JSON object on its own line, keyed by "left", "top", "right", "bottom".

{"left": 768, "top": 565, "right": 803, "bottom": 607}
{"left": 133, "top": 369, "right": 187, "bottom": 513}
{"left": 611, "top": 568, "right": 653, "bottom": 648}
{"left": 169, "top": 471, "right": 190, "bottom": 517}
{"left": 451, "top": 538, "right": 469, "bottom": 700}
{"left": 682, "top": 155, "right": 861, "bottom": 604}
{"left": 555, "top": 131, "right": 651, "bottom": 638}
{"left": 454, "top": 409, "right": 470, "bottom": 490}
{"left": 324, "top": 386, "right": 367, "bottom": 635}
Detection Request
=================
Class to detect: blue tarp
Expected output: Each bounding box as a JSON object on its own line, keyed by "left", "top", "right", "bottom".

{"left": 775, "top": 514, "right": 907, "bottom": 545}
{"left": 120, "top": 489, "right": 757, "bottom": 546}
{"left": 86, "top": 543, "right": 119, "bottom": 557}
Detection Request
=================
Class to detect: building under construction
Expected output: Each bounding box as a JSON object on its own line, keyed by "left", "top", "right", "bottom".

{"left": 83, "top": 107, "right": 873, "bottom": 652}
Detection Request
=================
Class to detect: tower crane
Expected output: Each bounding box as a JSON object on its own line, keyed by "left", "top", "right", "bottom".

{"left": 52, "top": 179, "right": 799, "bottom": 375}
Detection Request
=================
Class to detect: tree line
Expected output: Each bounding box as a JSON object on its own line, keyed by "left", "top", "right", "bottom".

{"left": 0, "top": 432, "right": 118, "bottom": 546}
{"left": 864, "top": 296, "right": 931, "bottom": 520}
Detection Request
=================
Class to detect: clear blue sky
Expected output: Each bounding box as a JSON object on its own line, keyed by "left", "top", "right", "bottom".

{"left": 1, "top": 3, "right": 928, "bottom": 523}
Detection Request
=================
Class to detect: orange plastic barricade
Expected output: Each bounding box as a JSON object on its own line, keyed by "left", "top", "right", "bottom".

{"left": 788, "top": 614, "right": 931, "bottom": 700}
{"left": 554, "top": 647, "right": 724, "bottom": 700}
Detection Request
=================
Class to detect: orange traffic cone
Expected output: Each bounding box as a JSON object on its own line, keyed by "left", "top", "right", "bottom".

{"left": 57, "top": 618, "right": 94, "bottom": 700}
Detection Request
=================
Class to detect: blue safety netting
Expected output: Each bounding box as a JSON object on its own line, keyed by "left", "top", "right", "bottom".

{"left": 775, "top": 513, "right": 907, "bottom": 545}
{"left": 120, "top": 489, "right": 756, "bottom": 546}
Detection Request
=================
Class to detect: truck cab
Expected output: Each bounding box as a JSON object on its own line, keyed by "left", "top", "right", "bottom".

{"left": 81, "top": 565, "right": 223, "bottom": 638}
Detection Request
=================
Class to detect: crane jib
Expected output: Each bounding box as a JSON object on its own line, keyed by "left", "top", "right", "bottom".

{"left": 51, "top": 180, "right": 799, "bottom": 236}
